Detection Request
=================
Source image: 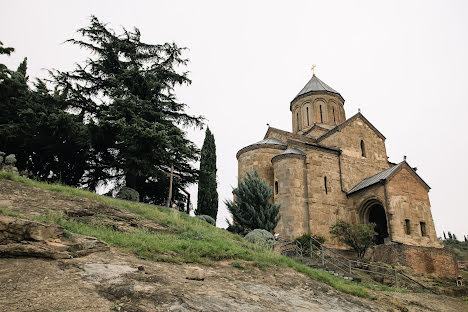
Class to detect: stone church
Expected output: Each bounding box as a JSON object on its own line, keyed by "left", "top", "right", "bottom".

{"left": 236, "top": 72, "right": 441, "bottom": 250}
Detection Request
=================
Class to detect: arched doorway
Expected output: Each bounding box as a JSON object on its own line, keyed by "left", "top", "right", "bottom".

{"left": 360, "top": 199, "right": 389, "bottom": 245}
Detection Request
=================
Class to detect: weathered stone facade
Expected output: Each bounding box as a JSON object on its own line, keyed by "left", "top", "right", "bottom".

{"left": 236, "top": 74, "right": 441, "bottom": 252}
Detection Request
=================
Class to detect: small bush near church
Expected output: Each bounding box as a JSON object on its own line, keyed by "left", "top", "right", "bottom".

{"left": 225, "top": 170, "right": 280, "bottom": 234}
{"left": 245, "top": 229, "right": 276, "bottom": 248}
{"left": 330, "top": 220, "right": 376, "bottom": 258}
{"left": 195, "top": 214, "right": 216, "bottom": 226}
{"left": 116, "top": 187, "right": 140, "bottom": 202}
{"left": 295, "top": 233, "right": 326, "bottom": 255}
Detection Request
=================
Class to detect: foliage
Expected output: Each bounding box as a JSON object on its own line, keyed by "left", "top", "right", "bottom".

{"left": 330, "top": 220, "right": 376, "bottom": 258}
{"left": 1, "top": 17, "right": 204, "bottom": 203}
{"left": 0, "top": 42, "right": 91, "bottom": 185}
{"left": 0, "top": 151, "right": 17, "bottom": 171}
{"left": 116, "top": 186, "right": 140, "bottom": 202}
{"left": 245, "top": 229, "right": 276, "bottom": 248}
{"left": 295, "top": 233, "right": 326, "bottom": 255}
{"left": 195, "top": 127, "right": 218, "bottom": 221}
{"left": 51, "top": 16, "right": 204, "bottom": 202}
{"left": 195, "top": 214, "right": 216, "bottom": 226}
{"left": 442, "top": 239, "right": 468, "bottom": 261}
{"left": 225, "top": 170, "right": 281, "bottom": 234}
{"left": 0, "top": 172, "right": 372, "bottom": 298}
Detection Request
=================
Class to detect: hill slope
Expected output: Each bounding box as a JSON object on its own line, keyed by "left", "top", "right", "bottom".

{"left": 0, "top": 173, "right": 467, "bottom": 311}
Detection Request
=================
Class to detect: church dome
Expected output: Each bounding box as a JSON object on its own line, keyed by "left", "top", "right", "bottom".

{"left": 290, "top": 73, "right": 346, "bottom": 133}
{"left": 291, "top": 74, "right": 344, "bottom": 105}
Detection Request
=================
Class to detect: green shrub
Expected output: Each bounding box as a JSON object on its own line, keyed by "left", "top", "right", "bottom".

{"left": 226, "top": 170, "right": 280, "bottom": 234}
{"left": 245, "top": 229, "right": 276, "bottom": 248}
{"left": 195, "top": 214, "right": 216, "bottom": 226}
{"left": 116, "top": 186, "right": 140, "bottom": 202}
{"left": 4, "top": 154, "right": 16, "bottom": 166}
{"left": 330, "top": 220, "right": 376, "bottom": 258}
{"left": 295, "top": 233, "right": 326, "bottom": 255}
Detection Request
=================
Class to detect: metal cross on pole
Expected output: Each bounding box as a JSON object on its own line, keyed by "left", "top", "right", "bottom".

{"left": 311, "top": 64, "right": 316, "bottom": 76}
{"left": 166, "top": 164, "right": 174, "bottom": 207}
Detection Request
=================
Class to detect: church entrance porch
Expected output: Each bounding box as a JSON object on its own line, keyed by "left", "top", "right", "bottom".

{"left": 360, "top": 199, "right": 389, "bottom": 245}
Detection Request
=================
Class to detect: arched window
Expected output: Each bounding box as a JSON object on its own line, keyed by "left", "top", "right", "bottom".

{"left": 333, "top": 107, "right": 336, "bottom": 124}
{"left": 320, "top": 105, "right": 323, "bottom": 123}
{"left": 306, "top": 107, "right": 310, "bottom": 126}
{"left": 296, "top": 112, "right": 299, "bottom": 129}
{"left": 405, "top": 219, "right": 411, "bottom": 235}
{"left": 274, "top": 181, "right": 278, "bottom": 194}
{"left": 324, "top": 176, "right": 328, "bottom": 194}
{"left": 360, "top": 140, "right": 366, "bottom": 157}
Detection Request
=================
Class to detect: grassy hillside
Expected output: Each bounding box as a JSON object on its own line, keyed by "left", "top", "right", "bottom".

{"left": 0, "top": 171, "right": 374, "bottom": 298}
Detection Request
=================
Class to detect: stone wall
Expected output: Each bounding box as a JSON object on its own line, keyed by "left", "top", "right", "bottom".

{"left": 368, "top": 244, "right": 458, "bottom": 277}
{"left": 386, "top": 165, "right": 440, "bottom": 248}
{"left": 272, "top": 154, "right": 309, "bottom": 239}
{"left": 320, "top": 115, "right": 389, "bottom": 191}
{"left": 237, "top": 146, "right": 284, "bottom": 189}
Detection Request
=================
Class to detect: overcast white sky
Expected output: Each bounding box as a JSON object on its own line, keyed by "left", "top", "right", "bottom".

{"left": 2, "top": 0, "right": 467, "bottom": 239}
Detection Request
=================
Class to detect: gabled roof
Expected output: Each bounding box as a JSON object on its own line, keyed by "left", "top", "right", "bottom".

{"left": 302, "top": 123, "right": 331, "bottom": 137}
{"left": 264, "top": 126, "right": 317, "bottom": 144}
{"left": 317, "top": 112, "right": 386, "bottom": 142}
{"left": 291, "top": 74, "right": 344, "bottom": 105}
{"left": 347, "top": 161, "right": 430, "bottom": 195}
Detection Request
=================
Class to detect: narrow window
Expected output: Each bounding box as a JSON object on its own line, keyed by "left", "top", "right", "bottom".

{"left": 405, "top": 219, "right": 411, "bottom": 235}
{"left": 296, "top": 112, "right": 299, "bottom": 129}
{"left": 274, "top": 181, "right": 278, "bottom": 194}
{"left": 324, "top": 176, "right": 328, "bottom": 194}
{"left": 360, "top": 140, "right": 366, "bottom": 157}
{"left": 306, "top": 107, "right": 310, "bottom": 126}
{"left": 320, "top": 105, "right": 323, "bottom": 123}
{"left": 420, "top": 222, "right": 427, "bottom": 237}
{"left": 333, "top": 107, "right": 336, "bottom": 124}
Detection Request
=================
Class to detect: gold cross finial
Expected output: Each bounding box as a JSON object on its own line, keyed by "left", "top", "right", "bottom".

{"left": 311, "top": 64, "right": 316, "bottom": 76}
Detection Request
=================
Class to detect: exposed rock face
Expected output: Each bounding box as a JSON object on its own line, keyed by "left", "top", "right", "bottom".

{"left": 0, "top": 215, "right": 108, "bottom": 259}
{"left": 0, "top": 215, "right": 64, "bottom": 243}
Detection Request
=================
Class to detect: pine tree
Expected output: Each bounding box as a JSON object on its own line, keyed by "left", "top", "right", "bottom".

{"left": 443, "top": 231, "right": 447, "bottom": 240}
{"left": 448, "top": 231, "right": 453, "bottom": 240}
{"left": 226, "top": 170, "right": 281, "bottom": 234}
{"left": 52, "top": 16, "right": 204, "bottom": 202}
{"left": 195, "top": 127, "right": 218, "bottom": 220}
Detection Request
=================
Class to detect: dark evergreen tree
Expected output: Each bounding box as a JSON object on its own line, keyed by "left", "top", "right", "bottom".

{"left": 448, "top": 231, "right": 453, "bottom": 240}
{"left": 52, "top": 16, "right": 204, "bottom": 202}
{"left": 225, "top": 170, "right": 281, "bottom": 234}
{"left": 195, "top": 127, "right": 218, "bottom": 220}
{"left": 443, "top": 231, "right": 447, "bottom": 240}
{"left": 0, "top": 42, "right": 90, "bottom": 185}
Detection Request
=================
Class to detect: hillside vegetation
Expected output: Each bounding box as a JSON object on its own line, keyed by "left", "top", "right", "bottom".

{"left": 0, "top": 172, "right": 370, "bottom": 298}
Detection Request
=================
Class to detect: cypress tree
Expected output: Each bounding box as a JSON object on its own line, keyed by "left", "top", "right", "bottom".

{"left": 195, "top": 127, "right": 218, "bottom": 221}
{"left": 225, "top": 170, "right": 281, "bottom": 234}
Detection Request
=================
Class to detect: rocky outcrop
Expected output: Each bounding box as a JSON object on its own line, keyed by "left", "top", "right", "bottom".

{"left": 0, "top": 215, "right": 108, "bottom": 259}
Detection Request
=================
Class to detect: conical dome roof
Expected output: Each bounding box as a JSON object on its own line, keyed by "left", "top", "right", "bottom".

{"left": 291, "top": 74, "right": 343, "bottom": 105}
